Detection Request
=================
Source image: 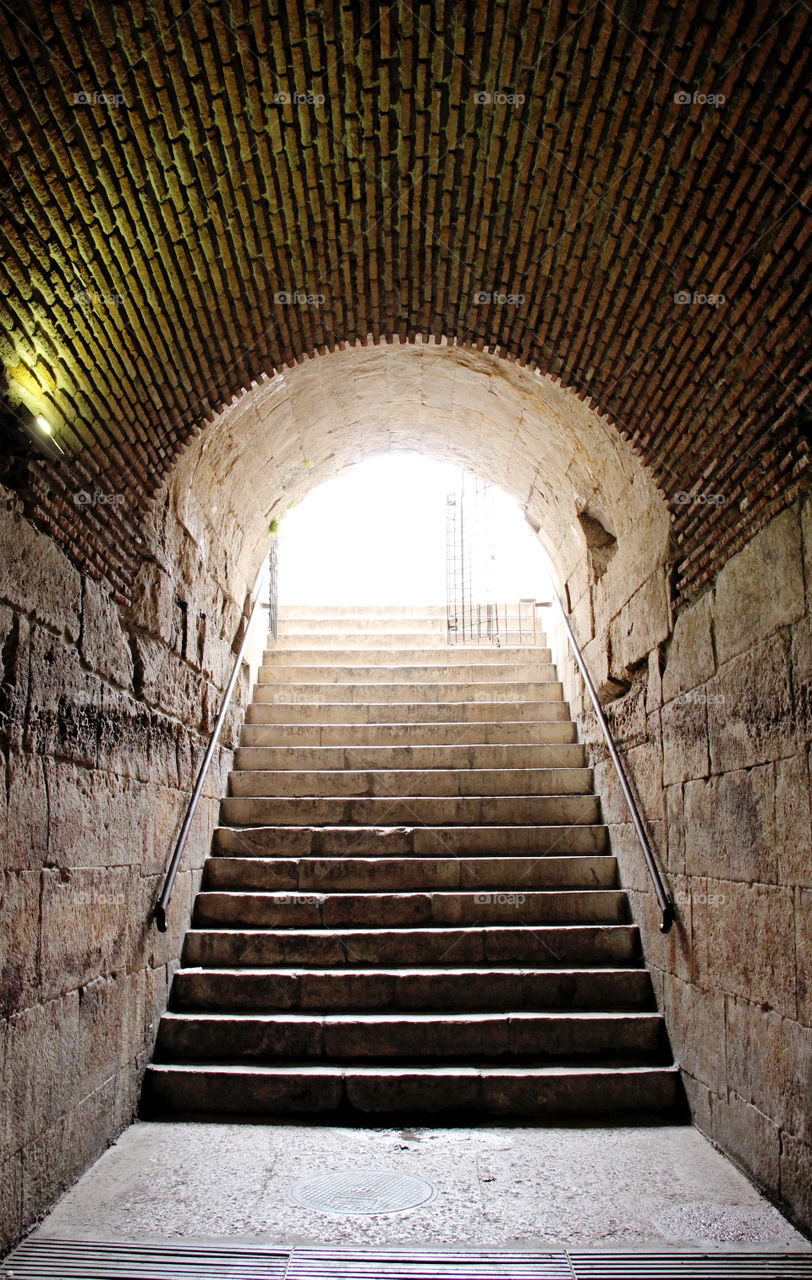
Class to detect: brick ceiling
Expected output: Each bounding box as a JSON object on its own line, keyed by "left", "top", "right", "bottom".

{"left": 0, "top": 0, "right": 809, "bottom": 601}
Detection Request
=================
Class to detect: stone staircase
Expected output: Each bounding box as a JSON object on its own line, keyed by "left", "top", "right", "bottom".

{"left": 143, "top": 605, "right": 681, "bottom": 1119}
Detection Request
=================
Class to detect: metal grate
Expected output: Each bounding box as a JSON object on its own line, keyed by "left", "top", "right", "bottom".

{"left": 287, "top": 1169, "right": 436, "bottom": 1216}
{"left": 3, "top": 1240, "right": 811, "bottom": 1279}
{"left": 0, "top": 1238, "right": 289, "bottom": 1277}
{"left": 445, "top": 470, "right": 536, "bottom": 646}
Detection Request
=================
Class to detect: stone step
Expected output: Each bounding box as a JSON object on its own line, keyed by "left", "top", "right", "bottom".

{"left": 278, "top": 605, "right": 448, "bottom": 618}
{"left": 227, "top": 767, "right": 594, "bottom": 799}
{"left": 234, "top": 743, "right": 587, "bottom": 771}
{"left": 203, "top": 855, "right": 619, "bottom": 893}
{"left": 142, "top": 1061, "right": 682, "bottom": 1118}
{"left": 155, "top": 1010, "right": 667, "bottom": 1064}
{"left": 212, "top": 824, "right": 609, "bottom": 858}
{"left": 192, "top": 888, "right": 628, "bottom": 929}
{"left": 250, "top": 680, "right": 564, "bottom": 704}
{"left": 219, "top": 794, "right": 602, "bottom": 827}
{"left": 258, "top": 663, "right": 559, "bottom": 685}
{"left": 244, "top": 701, "right": 572, "bottom": 725}
{"left": 276, "top": 620, "right": 448, "bottom": 636}
{"left": 240, "top": 721, "right": 579, "bottom": 747}
{"left": 183, "top": 923, "right": 640, "bottom": 968}
{"left": 171, "top": 965, "right": 653, "bottom": 1012}
{"left": 262, "top": 648, "right": 553, "bottom": 667}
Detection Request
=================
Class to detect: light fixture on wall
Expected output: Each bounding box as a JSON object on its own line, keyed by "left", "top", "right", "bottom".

{"left": 4, "top": 399, "right": 66, "bottom": 460}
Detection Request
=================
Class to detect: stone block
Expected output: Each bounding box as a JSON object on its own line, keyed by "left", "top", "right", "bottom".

{"left": 710, "top": 1088, "right": 781, "bottom": 1196}
{"left": 0, "top": 499, "right": 81, "bottom": 640}
{"left": 65, "top": 1076, "right": 119, "bottom": 1190}
{"left": 714, "top": 507, "right": 804, "bottom": 665}
{"left": 25, "top": 628, "right": 100, "bottom": 768}
{"left": 646, "top": 646, "right": 663, "bottom": 713}
{"left": 694, "top": 880, "right": 796, "bottom": 1017}
{"left": 80, "top": 577, "right": 134, "bottom": 688}
{"left": 681, "top": 1073, "right": 713, "bottom": 1135}
{"left": 661, "top": 692, "right": 709, "bottom": 785}
{"left": 78, "top": 974, "right": 129, "bottom": 1095}
{"left": 0, "top": 1152, "right": 22, "bottom": 1255}
{"left": 664, "top": 974, "right": 726, "bottom": 1095}
{"left": 797, "top": 889, "right": 812, "bottom": 1026}
{"left": 0, "top": 871, "right": 40, "bottom": 1017}
{"left": 609, "top": 569, "right": 671, "bottom": 676}
{"left": 4, "top": 992, "right": 80, "bottom": 1158}
{"left": 791, "top": 614, "right": 812, "bottom": 740}
{"left": 40, "top": 868, "right": 129, "bottom": 999}
{"left": 44, "top": 762, "right": 151, "bottom": 869}
{"left": 127, "top": 558, "right": 174, "bottom": 642}
{"left": 662, "top": 592, "right": 715, "bottom": 702}
{"left": 97, "top": 687, "right": 151, "bottom": 782}
{"left": 684, "top": 765, "right": 775, "bottom": 883}
{"left": 776, "top": 753, "right": 812, "bottom": 888}
{"left": 627, "top": 872, "right": 694, "bottom": 984}
{"left": 725, "top": 995, "right": 812, "bottom": 1141}
{"left": 707, "top": 634, "right": 794, "bottom": 773}
{"left": 19, "top": 1112, "right": 73, "bottom": 1227}
{"left": 4, "top": 752, "right": 48, "bottom": 871}
{"left": 664, "top": 783, "right": 685, "bottom": 874}
{"left": 780, "top": 1133, "right": 812, "bottom": 1234}
{"left": 0, "top": 606, "right": 29, "bottom": 749}
{"left": 569, "top": 589, "right": 594, "bottom": 647}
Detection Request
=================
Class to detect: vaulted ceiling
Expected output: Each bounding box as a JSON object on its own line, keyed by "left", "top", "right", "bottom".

{"left": 0, "top": 0, "right": 809, "bottom": 600}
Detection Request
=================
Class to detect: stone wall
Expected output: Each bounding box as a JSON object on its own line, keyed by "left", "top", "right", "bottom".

{"left": 0, "top": 482, "right": 252, "bottom": 1252}
{"left": 555, "top": 497, "right": 812, "bottom": 1234}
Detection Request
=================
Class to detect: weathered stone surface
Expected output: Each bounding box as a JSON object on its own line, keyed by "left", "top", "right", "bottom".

{"left": 80, "top": 577, "right": 134, "bottom": 689}
{"left": 4, "top": 993, "right": 80, "bottom": 1157}
{"left": 664, "top": 784, "right": 685, "bottom": 874}
{"left": 714, "top": 507, "right": 804, "bottom": 665}
{"left": 781, "top": 1133, "right": 812, "bottom": 1233}
{"left": 78, "top": 976, "right": 129, "bottom": 1095}
{"left": 664, "top": 975, "right": 726, "bottom": 1096}
{"left": 0, "top": 872, "right": 40, "bottom": 1017}
{"left": 127, "top": 558, "right": 174, "bottom": 643}
{"left": 776, "top": 753, "right": 812, "bottom": 888}
{"left": 791, "top": 614, "right": 812, "bottom": 740}
{"left": 40, "top": 869, "right": 129, "bottom": 999}
{"left": 725, "top": 995, "right": 812, "bottom": 1141}
{"left": 4, "top": 752, "right": 48, "bottom": 870}
{"left": 693, "top": 880, "right": 796, "bottom": 1017}
{"left": 797, "top": 889, "right": 812, "bottom": 1027}
{"left": 0, "top": 605, "right": 29, "bottom": 748}
{"left": 44, "top": 762, "right": 151, "bottom": 870}
{"left": 646, "top": 646, "right": 663, "bottom": 713}
{"left": 711, "top": 1089, "right": 782, "bottom": 1197}
{"left": 662, "top": 593, "right": 715, "bottom": 702}
{"left": 707, "top": 635, "right": 794, "bottom": 773}
{"left": 0, "top": 1152, "right": 22, "bottom": 1254}
{"left": 661, "top": 692, "right": 709, "bottom": 786}
{"left": 97, "top": 688, "right": 151, "bottom": 782}
{"left": 609, "top": 570, "right": 671, "bottom": 677}
{"left": 25, "top": 628, "right": 99, "bottom": 768}
{"left": 683, "top": 765, "right": 775, "bottom": 883}
{"left": 0, "top": 496, "right": 81, "bottom": 641}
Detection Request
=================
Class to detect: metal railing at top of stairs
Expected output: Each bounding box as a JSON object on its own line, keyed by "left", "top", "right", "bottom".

{"left": 538, "top": 591, "right": 675, "bottom": 935}
{"left": 154, "top": 549, "right": 275, "bottom": 932}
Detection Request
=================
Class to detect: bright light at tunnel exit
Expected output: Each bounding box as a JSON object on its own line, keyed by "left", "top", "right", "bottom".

{"left": 277, "top": 452, "right": 554, "bottom": 606}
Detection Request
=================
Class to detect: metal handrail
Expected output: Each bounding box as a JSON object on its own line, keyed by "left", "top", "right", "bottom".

{"left": 153, "top": 566, "right": 268, "bottom": 932}
{"left": 540, "top": 591, "right": 675, "bottom": 934}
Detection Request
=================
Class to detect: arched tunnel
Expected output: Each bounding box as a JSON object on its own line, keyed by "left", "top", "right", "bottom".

{"left": 0, "top": 0, "right": 810, "bottom": 1262}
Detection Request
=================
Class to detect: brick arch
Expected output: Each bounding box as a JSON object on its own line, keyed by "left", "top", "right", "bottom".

{"left": 157, "top": 339, "right": 670, "bottom": 631}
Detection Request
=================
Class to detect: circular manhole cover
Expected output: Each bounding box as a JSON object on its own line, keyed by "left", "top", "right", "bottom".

{"left": 287, "top": 1167, "right": 437, "bottom": 1216}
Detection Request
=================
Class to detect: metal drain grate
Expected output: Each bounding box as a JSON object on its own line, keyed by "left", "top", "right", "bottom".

{"left": 286, "top": 1249, "right": 570, "bottom": 1277}
{"left": 0, "top": 1237, "right": 289, "bottom": 1277}
{"left": 3, "top": 1240, "right": 812, "bottom": 1279}
{"left": 287, "top": 1169, "right": 436, "bottom": 1216}
{"left": 569, "top": 1255, "right": 812, "bottom": 1278}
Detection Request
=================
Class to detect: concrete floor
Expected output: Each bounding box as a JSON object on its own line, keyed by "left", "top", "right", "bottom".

{"left": 35, "top": 1121, "right": 809, "bottom": 1250}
